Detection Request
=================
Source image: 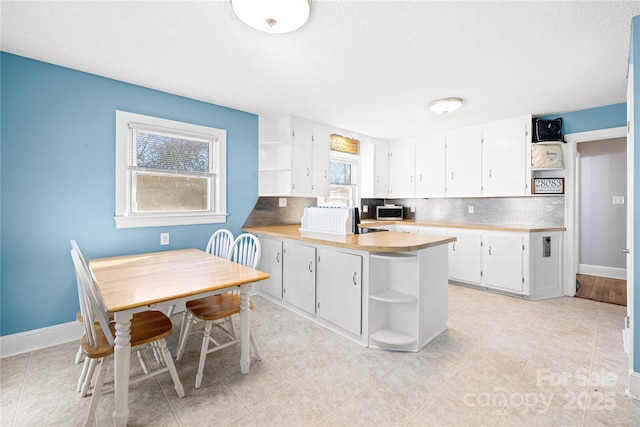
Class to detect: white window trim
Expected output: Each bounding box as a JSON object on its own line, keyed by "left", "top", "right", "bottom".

{"left": 114, "top": 110, "right": 227, "bottom": 229}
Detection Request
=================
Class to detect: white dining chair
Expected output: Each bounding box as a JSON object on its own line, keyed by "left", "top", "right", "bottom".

{"left": 175, "top": 229, "right": 234, "bottom": 359}
{"left": 180, "top": 233, "right": 262, "bottom": 388}
{"left": 70, "top": 247, "right": 184, "bottom": 426}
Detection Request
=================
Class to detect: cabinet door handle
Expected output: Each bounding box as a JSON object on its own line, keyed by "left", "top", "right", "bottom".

{"left": 489, "top": 168, "right": 492, "bottom": 178}
{"left": 353, "top": 272, "right": 358, "bottom": 285}
{"left": 324, "top": 170, "right": 327, "bottom": 178}
{"left": 306, "top": 167, "right": 310, "bottom": 176}
{"left": 451, "top": 171, "right": 454, "bottom": 180}
{"left": 410, "top": 175, "right": 413, "bottom": 183}
{"left": 276, "top": 252, "right": 280, "bottom": 263}
{"left": 489, "top": 247, "right": 492, "bottom": 256}
{"left": 376, "top": 175, "right": 380, "bottom": 183}
{"left": 308, "top": 261, "right": 313, "bottom": 273}
{"left": 452, "top": 242, "right": 456, "bottom": 251}
{"left": 420, "top": 174, "right": 423, "bottom": 182}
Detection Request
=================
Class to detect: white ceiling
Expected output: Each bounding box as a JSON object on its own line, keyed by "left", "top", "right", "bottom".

{"left": 2, "top": 1, "right": 640, "bottom": 140}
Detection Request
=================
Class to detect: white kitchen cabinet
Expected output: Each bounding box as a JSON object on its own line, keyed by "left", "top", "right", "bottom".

{"left": 316, "top": 248, "right": 362, "bottom": 336}
{"left": 360, "top": 137, "right": 389, "bottom": 199}
{"left": 447, "top": 228, "right": 482, "bottom": 285}
{"left": 445, "top": 127, "right": 482, "bottom": 197}
{"left": 388, "top": 141, "right": 415, "bottom": 198}
{"left": 482, "top": 232, "right": 524, "bottom": 293}
{"left": 282, "top": 241, "right": 316, "bottom": 314}
{"left": 258, "top": 115, "right": 331, "bottom": 197}
{"left": 417, "top": 227, "right": 448, "bottom": 237}
{"left": 290, "top": 118, "right": 314, "bottom": 196}
{"left": 311, "top": 124, "right": 331, "bottom": 197}
{"left": 481, "top": 116, "right": 529, "bottom": 197}
{"left": 415, "top": 135, "right": 446, "bottom": 198}
{"left": 256, "top": 237, "right": 283, "bottom": 300}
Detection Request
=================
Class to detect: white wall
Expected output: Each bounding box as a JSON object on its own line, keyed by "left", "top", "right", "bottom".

{"left": 578, "top": 137, "right": 627, "bottom": 270}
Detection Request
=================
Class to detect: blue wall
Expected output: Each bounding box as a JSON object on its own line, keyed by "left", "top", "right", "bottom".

{"left": 543, "top": 103, "right": 627, "bottom": 134}
{"left": 0, "top": 53, "right": 259, "bottom": 336}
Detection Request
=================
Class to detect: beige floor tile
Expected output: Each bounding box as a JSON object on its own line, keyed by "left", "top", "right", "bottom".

{"left": 2, "top": 285, "right": 637, "bottom": 427}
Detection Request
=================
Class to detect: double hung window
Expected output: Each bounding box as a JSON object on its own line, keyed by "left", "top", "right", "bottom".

{"left": 115, "top": 111, "right": 226, "bottom": 228}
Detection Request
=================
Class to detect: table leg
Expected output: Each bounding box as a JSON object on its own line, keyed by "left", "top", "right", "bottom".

{"left": 113, "top": 311, "right": 132, "bottom": 427}
{"left": 239, "top": 283, "right": 251, "bottom": 374}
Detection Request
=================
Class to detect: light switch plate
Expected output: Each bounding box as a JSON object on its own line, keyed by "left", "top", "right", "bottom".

{"left": 468, "top": 206, "right": 474, "bottom": 214}
{"left": 279, "top": 198, "right": 287, "bottom": 207}
{"left": 612, "top": 196, "right": 625, "bottom": 205}
{"left": 362, "top": 205, "right": 368, "bottom": 213}
{"left": 160, "top": 233, "right": 169, "bottom": 245}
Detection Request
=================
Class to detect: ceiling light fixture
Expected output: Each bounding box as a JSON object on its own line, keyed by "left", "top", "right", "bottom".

{"left": 428, "top": 97, "right": 463, "bottom": 114}
{"left": 231, "top": 0, "right": 311, "bottom": 34}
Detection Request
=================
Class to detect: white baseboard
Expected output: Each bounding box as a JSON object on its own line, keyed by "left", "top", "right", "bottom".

{"left": 578, "top": 264, "right": 627, "bottom": 280}
{"left": 0, "top": 322, "right": 82, "bottom": 359}
{"left": 627, "top": 371, "right": 640, "bottom": 401}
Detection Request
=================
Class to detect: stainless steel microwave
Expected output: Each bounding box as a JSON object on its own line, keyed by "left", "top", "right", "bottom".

{"left": 376, "top": 205, "right": 403, "bottom": 221}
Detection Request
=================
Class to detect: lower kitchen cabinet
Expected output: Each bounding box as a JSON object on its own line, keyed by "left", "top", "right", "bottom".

{"left": 282, "top": 241, "right": 316, "bottom": 314}
{"left": 482, "top": 232, "right": 524, "bottom": 293}
{"left": 447, "top": 229, "right": 482, "bottom": 285}
{"left": 256, "top": 237, "right": 283, "bottom": 299}
{"left": 316, "top": 249, "right": 362, "bottom": 336}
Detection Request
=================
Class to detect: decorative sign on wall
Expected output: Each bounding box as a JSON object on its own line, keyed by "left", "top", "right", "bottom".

{"left": 532, "top": 178, "right": 565, "bottom": 194}
{"left": 330, "top": 134, "right": 359, "bottom": 155}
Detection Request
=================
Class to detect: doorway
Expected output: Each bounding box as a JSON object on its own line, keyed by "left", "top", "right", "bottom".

{"left": 575, "top": 137, "right": 627, "bottom": 305}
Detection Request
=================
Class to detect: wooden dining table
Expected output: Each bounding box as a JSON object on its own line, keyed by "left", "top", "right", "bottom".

{"left": 89, "top": 248, "right": 269, "bottom": 427}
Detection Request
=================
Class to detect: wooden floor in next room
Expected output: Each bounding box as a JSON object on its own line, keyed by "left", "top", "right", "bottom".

{"left": 576, "top": 274, "right": 627, "bottom": 306}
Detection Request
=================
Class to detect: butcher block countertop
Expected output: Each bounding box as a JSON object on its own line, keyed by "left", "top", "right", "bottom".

{"left": 361, "top": 220, "right": 566, "bottom": 233}
{"left": 242, "top": 224, "right": 456, "bottom": 253}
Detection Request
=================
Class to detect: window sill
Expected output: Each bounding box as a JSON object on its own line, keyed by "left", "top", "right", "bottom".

{"left": 114, "top": 213, "right": 227, "bottom": 229}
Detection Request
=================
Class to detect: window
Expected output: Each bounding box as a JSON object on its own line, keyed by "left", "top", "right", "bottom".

{"left": 115, "top": 110, "right": 226, "bottom": 228}
{"left": 317, "top": 151, "right": 359, "bottom": 207}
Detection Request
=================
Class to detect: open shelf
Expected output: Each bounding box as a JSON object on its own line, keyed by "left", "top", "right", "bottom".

{"left": 369, "top": 289, "right": 417, "bottom": 303}
{"left": 370, "top": 328, "right": 417, "bottom": 346}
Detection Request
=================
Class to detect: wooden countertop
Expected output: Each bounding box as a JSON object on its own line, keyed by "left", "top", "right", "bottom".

{"left": 360, "top": 220, "right": 565, "bottom": 233}
{"left": 242, "top": 225, "right": 456, "bottom": 253}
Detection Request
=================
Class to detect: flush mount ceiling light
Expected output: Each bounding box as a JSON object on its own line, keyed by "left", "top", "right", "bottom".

{"left": 428, "top": 97, "right": 463, "bottom": 114}
{"left": 231, "top": 0, "right": 311, "bottom": 34}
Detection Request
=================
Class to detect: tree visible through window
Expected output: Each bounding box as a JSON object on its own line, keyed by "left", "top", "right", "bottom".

{"left": 115, "top": 111, "right": 227, "bottom": 228}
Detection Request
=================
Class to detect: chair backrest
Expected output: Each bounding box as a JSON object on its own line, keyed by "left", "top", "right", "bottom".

{"left": 205, "top": 229, "right": 234, "bottom": 258}
{"left": 70, "top": 245, "right": 114, "bottom": 347}
{"left": 228, "top": 233, "right": 261, "bottom": 269}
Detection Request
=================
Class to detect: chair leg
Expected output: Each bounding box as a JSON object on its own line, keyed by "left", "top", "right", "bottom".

{"left": 166, "top": 303, "right": 176, "bottom": 318}
{"left": 74, "top": 344, "right": 84, "bottom": 364}
{"left": 195, "top": 321, "right": 212, "bottom": 389}
{"left": 83, "top": 357, "right": 108, "bottom": 427}
{"left": 250, "top": 329, "right": 262, "bottom": 361}
{"left": 176, "top": 314, "right": 194, "bottom": 361}
{"left": 80, "top": 358, "right": 98, "bottom": 397}
{"left": 77, "top": 357, "right": 91, "bottom": 392}
{"left": 157, "top": 338, "right": 185, "bottom": 398}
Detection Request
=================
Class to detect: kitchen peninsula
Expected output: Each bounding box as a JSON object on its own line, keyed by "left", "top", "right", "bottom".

{"left": 242, "top": 224, "right": 455, "bottom": 352}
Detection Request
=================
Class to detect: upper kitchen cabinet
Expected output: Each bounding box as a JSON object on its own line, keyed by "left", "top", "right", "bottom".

{"left": 360, "top": 137, "right": 389, "bottom": 199}
{"left": 258, "top": 115, "right": 330, "bottom": 197}
{"left": 445, "top": 126, "right": 482, "bottom": 197}
{"left": 415, "top": 134, "right": 446, "bottom": 198}
{"left": 388, "top": 141, "right": 415, "bottom": 198}
{"left": 481, "top": 115, "right": 530, "bottom": 197}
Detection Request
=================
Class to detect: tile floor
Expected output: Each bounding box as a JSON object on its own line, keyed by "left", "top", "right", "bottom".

{"left": 2, "top": 284, "right": 640, "bottom": 426}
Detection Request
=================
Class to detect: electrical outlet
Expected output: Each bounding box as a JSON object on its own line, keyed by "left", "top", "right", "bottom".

{"left": 362, "top": 205, "right": 368, "bottom": 213}
{"left": 468, "top": 206, "right": 474, "bottom": 214}
{"left": 160, "top": 233, "right": 169, "bottom": 245}
{"left": 279, "top": 197, "right": 287, "bottom": 207}
{"left": 411, "top": 205, "right": 416, "bottom": 213}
